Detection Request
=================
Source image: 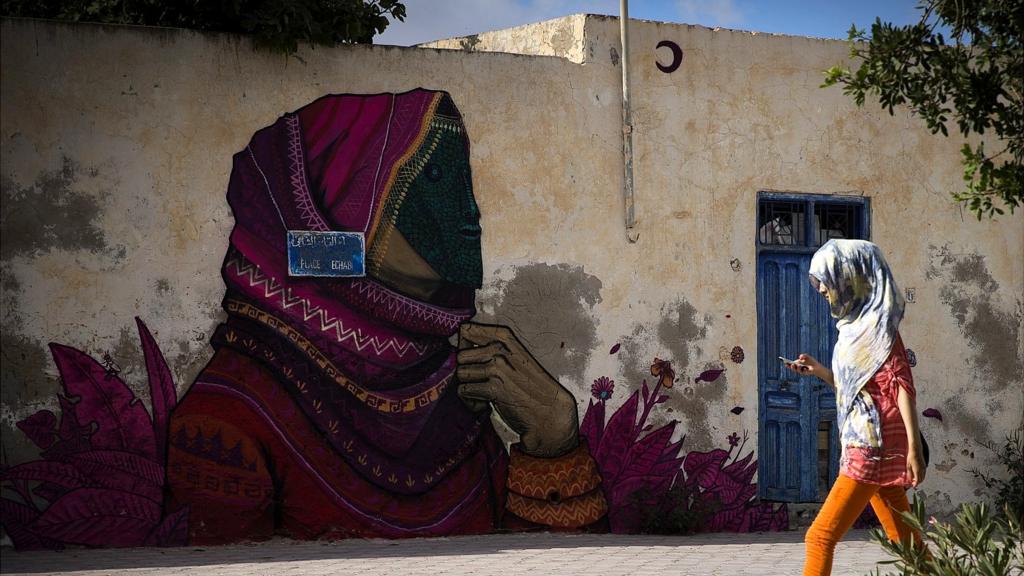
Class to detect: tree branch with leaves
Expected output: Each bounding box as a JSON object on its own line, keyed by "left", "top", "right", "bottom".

{"left": 822, "top": 0, "right": 1023, "bottom": 219}
{"left": 1, "top": 0, "right": 406, "bottom": 55}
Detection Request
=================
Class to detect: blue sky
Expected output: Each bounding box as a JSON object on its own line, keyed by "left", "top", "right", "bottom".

{"left": 375, "top": 0, "right": 926, "bottom": 46}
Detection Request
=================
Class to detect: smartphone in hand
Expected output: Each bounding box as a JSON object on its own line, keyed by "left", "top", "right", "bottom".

{"left": 779, "top": 356, "right": 810, "bottom": 373}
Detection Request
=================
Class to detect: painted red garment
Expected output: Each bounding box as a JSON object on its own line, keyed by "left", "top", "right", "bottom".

{"left": 166, "top": 348, "right": 605, "bottom": 544}
{"left": 839, "top": 334, "right": 916, "bottom": 487}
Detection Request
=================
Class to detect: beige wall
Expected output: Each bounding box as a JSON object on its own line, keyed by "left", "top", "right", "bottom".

{"left": 580, "top": 16, "right": 1023, "bottom": 514}
{"left": 2, "top": 16, "right": 1021, "bottom": 518}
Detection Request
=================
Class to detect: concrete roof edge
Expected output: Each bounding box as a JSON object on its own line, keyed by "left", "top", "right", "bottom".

{"left": 0, "top": 17, "right": 575, "bottom": 63}
{"left": 579, "top": 13, "right": 854, "bottom": 43}
{"left": 412, "top": 13, "right": 587, "bottom": 47}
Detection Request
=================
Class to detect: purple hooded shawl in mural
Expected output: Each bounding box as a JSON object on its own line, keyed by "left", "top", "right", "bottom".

{"left": 210, "top": 89, "right": 488, "bottom": 496}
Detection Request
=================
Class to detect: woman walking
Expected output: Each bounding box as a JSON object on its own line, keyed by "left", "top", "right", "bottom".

{"left": 785, "top": 239, "right": 927, "bottom": 576}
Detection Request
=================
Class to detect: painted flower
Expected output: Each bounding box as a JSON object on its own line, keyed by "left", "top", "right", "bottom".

{"left": 730, "top": 346, "right": 745, "bottom": 364}
{"left": 728, "top": 432, "right": 740, "bottom": 447}
{"left": 650, "top": 358, "right": 675, "bottom": 389}
{"left": 591, "top": 376, "right": 615, "bottom": 400}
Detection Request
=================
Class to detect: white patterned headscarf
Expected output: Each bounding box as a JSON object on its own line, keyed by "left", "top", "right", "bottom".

{"left": 809, "top": 240, "right": 905, "bottom": 450}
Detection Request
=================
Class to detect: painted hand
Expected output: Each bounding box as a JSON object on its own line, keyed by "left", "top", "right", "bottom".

{"left": 456, "top": 322, "right": 580, "bottom": 458}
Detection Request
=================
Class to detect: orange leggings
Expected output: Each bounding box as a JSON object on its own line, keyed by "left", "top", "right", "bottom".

{"left": 803, "top": 474, "right": 921, "bottom": 576}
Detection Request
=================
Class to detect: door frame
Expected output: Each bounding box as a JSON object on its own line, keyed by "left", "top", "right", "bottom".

{"left": 755, "top": 191, "right": 870, "bottom": 502}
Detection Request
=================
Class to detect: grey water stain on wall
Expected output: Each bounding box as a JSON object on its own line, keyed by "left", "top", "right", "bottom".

{"left": 618, "top": 323, "right": 654, "bottom": 391}
{"left": 0, "top": 270, "right": 53, "bottom": 412}
{"left": 927, "top": 244, "right": 1023, "bottom": 392}
{"left": 660, "top": 299, "right": 717, "bottom": 450}
{"left": 675, "top": 368, "right": 728, "bottom": 451}
{"left": 619, "top": 299, "right": 711, "bottom": 387}
{"left": 0, "top": 330, "right": 53, "bottom": 413}
{"left": 0, "top": 273, "right": 57, "bottom": 465}
{"left": 657, "top": 299, "right": 709, "bottom": 372}
{"left": 1, "top": 158, "right": 124, "bottom": 402}
{"left": 616, "top": 298, "right": 719, "bottom": 449}
{"left": 941, "top": 398, "right": 994, "bottom": 443}
{"left": 477, "top": 262, "right": 602, "bottom": 385}
{"left": 1, "top": 157, "right": 110, "bottom": 260}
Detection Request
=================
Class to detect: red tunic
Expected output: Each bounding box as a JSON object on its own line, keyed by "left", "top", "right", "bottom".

{"left": 839, "top": 335, "right": 916, "bottom": 487}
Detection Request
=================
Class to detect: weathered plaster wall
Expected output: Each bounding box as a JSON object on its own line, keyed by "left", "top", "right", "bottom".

{"left": 2, "top": 15, "right": 1021, "bottom": 523}
{"left": 440, "top": 15, "right": 1024, "bottom": 512}
{"left": 578, "top": 15, "right": 1023, "bottom": 514}
{"left": 419, "top": 14, "right": 588, "bottom": 63}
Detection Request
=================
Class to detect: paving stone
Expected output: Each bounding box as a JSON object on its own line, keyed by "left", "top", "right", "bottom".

{"left": 0, "top": 530, "right": 891, "bottom": 576}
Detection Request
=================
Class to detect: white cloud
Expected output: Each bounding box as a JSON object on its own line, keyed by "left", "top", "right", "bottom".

{"left": 375, "top": 0, "right": 619, "bottom": 46}
{"left": 676, "top": 0, "right": 745, "bottom": 27}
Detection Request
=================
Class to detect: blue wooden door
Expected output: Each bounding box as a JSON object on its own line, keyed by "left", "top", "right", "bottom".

{"left": 756, "top": 254, "right": 838, "bottom": 501}
{"left": 756, "top": 195, "right": 866, "bottom": 502}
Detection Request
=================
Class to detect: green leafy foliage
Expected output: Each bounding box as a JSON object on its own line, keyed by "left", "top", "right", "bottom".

{"left": 822, "top": 0, "right": 1023, "bottom": 219}
{"left": 969, "top": 424, "right": 1024, "bottom": 521}
{"left": 1, "top": 0, "right": 406, "bottom": 54}
{"left": 866, "top": 495, "right": 1024, "bottom": 576}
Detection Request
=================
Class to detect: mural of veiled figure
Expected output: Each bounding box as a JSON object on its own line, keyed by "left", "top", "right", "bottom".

{"left": 165, "top": 90, "right": 608, "bottom": 543}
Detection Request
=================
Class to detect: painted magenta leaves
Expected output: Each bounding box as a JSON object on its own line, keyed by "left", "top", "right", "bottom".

{"left": 1, "top": 319, "right": 186, "bottom": 550}
{"left": 594, "top": 390, "right": 641, "bottom": 485}
{"left": 0, "top": 498, "right": 51, "bottom": 550}
{"left": 15, "top": 410, "right": 58, "bottom": 450}
{"left": 694, "top": 367, "right": 726, "bottom": 384}
{"left": 579, "top": 399, "right": 605, "bottom": 449}
{"left": 584, "top": 357, "right": 788, "bottom": 534}
{"left": 720, "top": 451, "right": 757, "bottom": 487}
{"left": 144, "top": 506, "right": 190, "bottom": 547}
{"left": 136, "top": 317, "right": 177, "bottom": 460}
{"left": 29, "top": 488, "right": 161, "bottom": 547}
{"left": 1, "top": 461, "right": 87, "bottom": 490}
{"left": 48, "top": 343, "right": 157, "bottom": 460}
{"left": 621, "top": 422, "right": 678, "bottom": 481}
{"left": 65, "top": 450, "right": 165, "bottom": 502}
{"left": 683, "top": 449, "right": 730, "bottom": 490}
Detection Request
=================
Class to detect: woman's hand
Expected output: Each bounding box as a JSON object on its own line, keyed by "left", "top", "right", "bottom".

{"left": 906, "top": 445, "right": 926, "bottom": 487}
{"left": 786, "top": 354, "right": 834, "bottom": 387}
{"left": 897, "top": 384, "right": 926, "bottom": 487}
{"left": 455, "top": 322, "right": 579, "bottom": 458}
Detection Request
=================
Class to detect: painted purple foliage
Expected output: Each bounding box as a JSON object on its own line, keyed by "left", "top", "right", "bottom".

{"left": 694, "top": 367, "right": 726, "bottom": 384}
{"left": 0, "top": 318, "right": 187, "bottom": 550}
{"left": 582, "top": 358, "right": 788, "bottom": 534}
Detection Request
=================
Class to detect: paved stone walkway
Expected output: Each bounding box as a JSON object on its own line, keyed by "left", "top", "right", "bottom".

{"left": 1, "top": 530, "right": 890, "bottom": 576}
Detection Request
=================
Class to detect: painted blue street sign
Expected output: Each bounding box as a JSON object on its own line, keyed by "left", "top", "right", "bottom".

{"left": 287, "top": 230, "right": 366, "bottom": 277}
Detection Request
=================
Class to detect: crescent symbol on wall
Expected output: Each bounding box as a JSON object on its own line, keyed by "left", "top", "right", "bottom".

{"left": 656, "top": 40, "right": 683, "bottom": 73}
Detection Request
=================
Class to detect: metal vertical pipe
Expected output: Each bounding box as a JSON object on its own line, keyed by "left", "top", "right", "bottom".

{"left": 620, "top": 0, "right": 639, "bottom": 243}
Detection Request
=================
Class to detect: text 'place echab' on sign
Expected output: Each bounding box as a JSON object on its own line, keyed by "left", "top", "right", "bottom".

{"left": 286, "top": 230, "right": 366, "bottom": 277}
